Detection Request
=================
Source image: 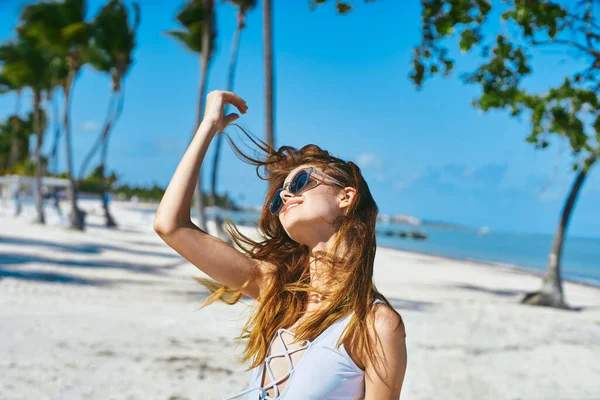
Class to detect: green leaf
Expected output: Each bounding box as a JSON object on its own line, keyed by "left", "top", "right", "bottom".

{"left": 336, "top": 2, "right": 353, "bottom": 14}
{"left": 594, "top": 116, "right": 600, "bottom": 137}
{"left": 459, "top": 29, "right": 479, "bottom": 52}
{"left": 443, "top": 60, "right": 453, "bottom": 75}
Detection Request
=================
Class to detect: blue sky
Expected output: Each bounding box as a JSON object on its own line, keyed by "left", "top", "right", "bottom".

{"left": 1, "top": 0, "right": 599, "bottom": 238}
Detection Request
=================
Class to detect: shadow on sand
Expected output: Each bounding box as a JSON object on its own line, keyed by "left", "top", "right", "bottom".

{"left": 0, "top": 252, "right": 182, "bottom": 275}
{"left": 384, "top": 297, "right": 437, "bottom": 312}
{"left": 0, "top": 267, "right": 114, "bottom": 286}
{"left": 0, "top": 234, "right": 178, "bottom": 260}
{"left": 450, "top": 283, "right": 526, "bottom": 297}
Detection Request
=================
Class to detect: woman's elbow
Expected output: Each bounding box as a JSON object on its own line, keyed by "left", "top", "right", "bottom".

{"left": 153, "top": 214, "right": 178, "bottom": 236}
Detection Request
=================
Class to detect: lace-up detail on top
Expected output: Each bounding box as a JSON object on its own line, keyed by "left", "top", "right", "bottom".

{"left": 259, "top": 328, "right": 311, "bottom": 399}
{"left": 223, "top": 299, "right": 384, "bottom": 400}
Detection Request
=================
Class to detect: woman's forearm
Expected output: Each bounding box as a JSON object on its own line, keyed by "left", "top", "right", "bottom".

{"left": 154, "top": 119, "right": 218, "bottom": 233}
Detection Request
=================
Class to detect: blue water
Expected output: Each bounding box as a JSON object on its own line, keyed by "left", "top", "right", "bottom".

{"left": 375, "top": 224, "right": 600, "bottom": 286}
{"left": 194, "top": 208, "right": 600, "bottom": 287}
{"left": 51, "top": 200, "right": 592, "bottom": 287}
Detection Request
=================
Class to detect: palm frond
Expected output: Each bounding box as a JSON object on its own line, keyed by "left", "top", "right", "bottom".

{"left": 164, "top": 29, "right": 203, "bottom": 53}
{"left": 89, "top": 0, "right": 139, "bottom": 76}
{"left": 224, "top": 0, "right": 257, "bottom": 14}
{"left": 166, "top": 0, "right": 216, "bottom": 55}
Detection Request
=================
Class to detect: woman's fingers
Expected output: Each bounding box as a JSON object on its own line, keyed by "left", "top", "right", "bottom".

{"left": 220, "top": 91, "right": 248, "bottom": 113}
{"left": 222, "top": 113, "right": 239, "bottom": 127}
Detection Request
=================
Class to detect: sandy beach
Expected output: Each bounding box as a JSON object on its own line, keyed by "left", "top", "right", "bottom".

{"left": 1, "top": 200, "right": 599, "bottom": 400}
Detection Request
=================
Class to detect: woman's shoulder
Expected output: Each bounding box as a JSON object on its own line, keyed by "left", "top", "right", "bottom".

{"left": 370, "top": 300, "right": 406, "bottom": 339}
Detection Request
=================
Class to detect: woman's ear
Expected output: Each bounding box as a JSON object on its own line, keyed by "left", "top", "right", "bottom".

{"left": 339, "top": 187, "right": 357, "bottom": 212}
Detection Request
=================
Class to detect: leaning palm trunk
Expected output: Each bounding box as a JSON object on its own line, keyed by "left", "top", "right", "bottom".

{"left": 78, "top": 91, "right": 118, "bottom": 180}
{"left": 194, "top": 61, "right": 209, "bottom": 233}
{"left": 522, "top": 154, "right": 597, "bottom": 309}
{"left": 263, "top": 0, "right": 274, "bottom": 148}
{"left": 79, "top": 84, "right": 123, "bottom": 227}
{"left": 98, "top": 139, "right": 116, "bottom": 227}
{"left": 48, "top": 93, "right": 62, "bottom": 175}
{"left": 193, "top": 1, "right": 213, "bottom": 233}
{"left": 8, "top": 91, "right": 22, "bottom": 174}
{"left": 210, "top": 11, "right": 243, "bottom": 209}
{"left": 98, "top": 89, "right": 124, "bottom": 228}
{"left": 208, "top": 10, "right": 245, "bottom": 244}
{"left": 63, "top": 71, "right": 85, "bottom": 231}
{"left": 32, "top": 91, "right": 45, "bottom": 224}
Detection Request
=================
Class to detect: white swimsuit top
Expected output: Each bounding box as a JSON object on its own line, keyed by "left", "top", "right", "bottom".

{"left": 223, "top": 299, "right": 384, "bottom": 400}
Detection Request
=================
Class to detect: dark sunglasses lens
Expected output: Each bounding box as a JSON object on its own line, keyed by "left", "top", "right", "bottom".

{"left": 270, "top": 189, "right": 283, "bottom": 214}
{"left": 290, "top": 170, "right": 309, "bottom": 193}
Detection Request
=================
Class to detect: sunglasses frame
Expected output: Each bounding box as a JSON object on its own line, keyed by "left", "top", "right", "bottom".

{"left": 269, "top": 167, "right": 346, "bottom": 215}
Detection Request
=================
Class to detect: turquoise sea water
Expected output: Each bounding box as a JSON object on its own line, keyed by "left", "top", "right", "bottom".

{"left": 17, "top": 198, "right": 596, "bottom": 287}
{"left": 202, "top": 208, "right": 600, "bottom": 287}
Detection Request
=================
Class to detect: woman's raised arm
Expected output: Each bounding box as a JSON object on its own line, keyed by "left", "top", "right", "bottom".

{"left": 153, "top": 91, "right": 271, "bottom": 300}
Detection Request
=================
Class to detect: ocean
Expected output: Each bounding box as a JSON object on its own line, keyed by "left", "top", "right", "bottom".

{"left": 205, "top": 208, "right": 600, "bottom": 287}
{"left": 12, "top": 197, "right": 598, "bottom": 287}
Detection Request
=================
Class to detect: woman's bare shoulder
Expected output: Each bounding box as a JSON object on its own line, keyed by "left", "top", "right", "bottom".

{"left": 370, "top": 302, "right": 406, "bottom": 339}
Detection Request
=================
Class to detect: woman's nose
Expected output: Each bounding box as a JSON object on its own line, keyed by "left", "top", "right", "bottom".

{"left": 280, "top": 189, "right": 293, "bottom": 202}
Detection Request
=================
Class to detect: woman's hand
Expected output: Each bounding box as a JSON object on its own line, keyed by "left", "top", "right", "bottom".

{"left": 202, "top": 90, "right": 248, "bottom": 132}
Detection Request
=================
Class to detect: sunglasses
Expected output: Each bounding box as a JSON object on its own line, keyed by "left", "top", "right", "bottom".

{"left": 269, "top": 167, "right": 346, "bottom": 215}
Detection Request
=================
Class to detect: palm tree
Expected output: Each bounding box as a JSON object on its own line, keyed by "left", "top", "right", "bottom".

{"left": 0, "top": 70, "right": 26, "bottom": 174}
{"left": 78, "top": 0, "right": 140, "bottom": 227}
{"left": 263, "top": 0, "right": 274, "bottom": 148}
{"left": 522, "top": 154, "right": 598, "bottom": 309}
{"left": 209, "top": 0, "right": 256, "bottom": 209}
{"left": 47, "top": 76, "right": 65, "bottom": 177}
{"left": 166, "top": 0, "right": 216, "bottom": 233}
{"left": 20, "top": 0, "right": 90, "bottom": 231}
{"left": 0, "top": 114, "right": 32, "bottom": 174}
{"left": 0, "top": 36, "right": 51, "bottom": 224}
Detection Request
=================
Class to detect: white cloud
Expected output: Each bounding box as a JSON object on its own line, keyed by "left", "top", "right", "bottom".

{"left": 356, "top": 152, "right": 383, "bottom": 169}
{"left": 538, "top": 187, "right": 563, "bottom": 202}
{"left": 393, "top": 173, "right": 421, "bottom": 190}
{"left": 374, "top": 173, "right": 386, "bottom": 183}
{"left": 392, "top": 163, "right": 508, "bottom": 192}
{"left": 80, "top": 120, "right": 100, "bottom": 131}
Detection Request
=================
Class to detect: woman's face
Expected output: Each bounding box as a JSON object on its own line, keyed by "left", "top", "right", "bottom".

{"left": 277, "top": 164, "right": 353, "bottom": 246}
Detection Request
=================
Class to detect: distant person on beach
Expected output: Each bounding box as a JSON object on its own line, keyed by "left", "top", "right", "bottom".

{"left": 50, "top": 188, "right": 63, "bottom": 222}
{"left": 10, "top": 180, "right": 23, "bottom": 217}
{"left": 154, "top": 91, "right": 407, "bottom": 400}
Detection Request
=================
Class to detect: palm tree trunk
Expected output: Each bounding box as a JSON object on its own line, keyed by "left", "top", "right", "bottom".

{"left": 210, "top": 11, "right": 244, "bottom": 209}
{"left": 99, "top": 89, "right": 124, "bottom": 228}
{"left": 263, "top": 0, "right": 275, "bottom": 149}
{"left": 49, "top": 92, "right": 62, "bottom": 176}
{"left": 79, "top": 92, "right": 117, "bottom": 180}
{"left": 33, "top": 91, "right": 45, "bottom": 225}
{"left": 522, "top": 154, "right": 597, "bottom": 309}
{"left": 64, "top": 73, "right": 85, "bottom": 231}
{"left": 99, "top": 135, "right": 116, "bottom": 227}
{"left": 8, "top": 91, "right": 22, "bottom": 174}
{"left": 193, "top": 0, "right": 214, "bottom": 233}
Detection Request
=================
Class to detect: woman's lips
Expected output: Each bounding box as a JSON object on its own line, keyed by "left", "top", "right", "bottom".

{"left": 283, "top": 202, "right": 301, "bottom": 214}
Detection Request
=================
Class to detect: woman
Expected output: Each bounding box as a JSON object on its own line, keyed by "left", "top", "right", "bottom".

{"left": 154, "top": 91, "right": 407, "bottom": 399}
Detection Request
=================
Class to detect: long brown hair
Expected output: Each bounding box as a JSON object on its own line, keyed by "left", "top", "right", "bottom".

{"left": 196, "top": 125, "right": 400, "bottom": 371}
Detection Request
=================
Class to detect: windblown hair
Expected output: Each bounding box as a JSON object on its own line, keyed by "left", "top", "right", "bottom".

{"left": 195, "top": 125, "right": 400, "bottom": 371}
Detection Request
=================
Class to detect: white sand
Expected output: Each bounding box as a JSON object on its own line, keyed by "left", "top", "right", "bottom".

{"left": 1, "top": 200, "right": 599, "bottom": 400}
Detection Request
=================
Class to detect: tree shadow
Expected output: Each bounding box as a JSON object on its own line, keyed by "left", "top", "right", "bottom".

{"left": 0, "top": 266, "right": 113, "bottom": 286}
{"left": 172, "top": 288, "right": 256, "bottom": 303}
{"left": 0, "top": 235, "right": 178, "bottom": 260}
{"left": 86, "top": 222, "right": 146, "bottom": 234}
{"left": 385, "top": 297, "right": 437, "bottom": 312}
{"left": 0, "top": 252, "right": 182, "bottom": 275}
{"left": 451, "top": 283, "right": 526, "bottom": 297}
